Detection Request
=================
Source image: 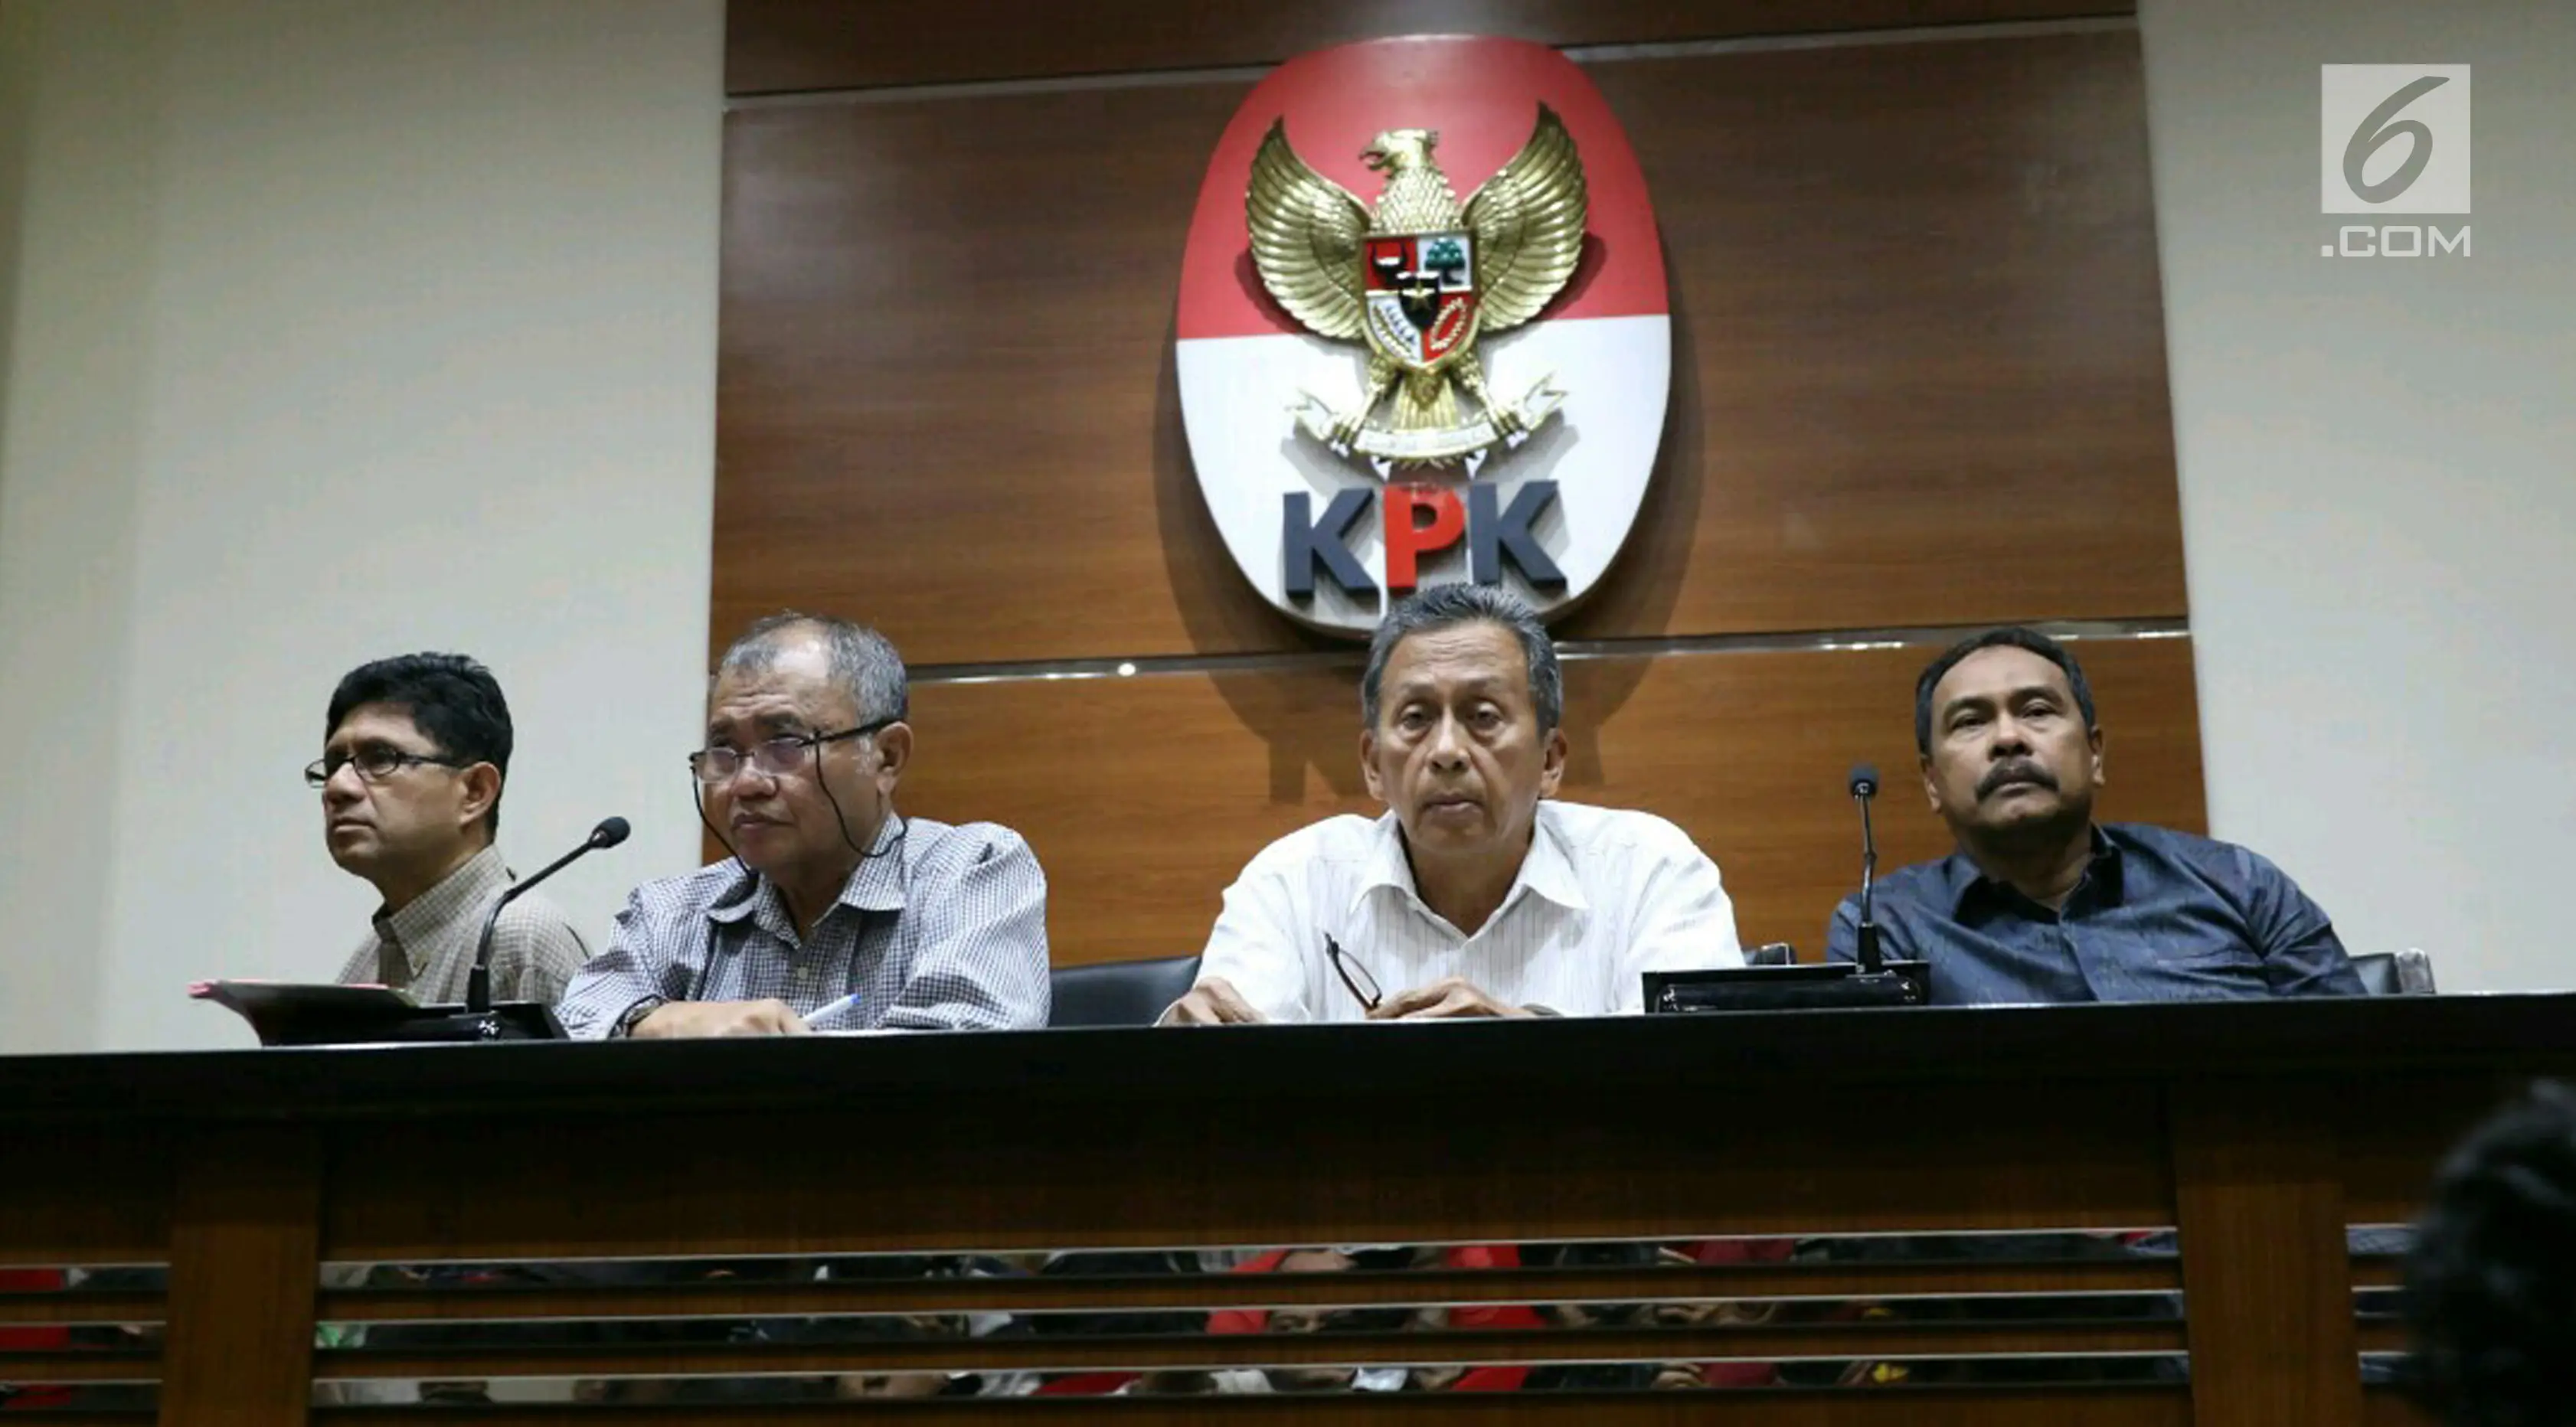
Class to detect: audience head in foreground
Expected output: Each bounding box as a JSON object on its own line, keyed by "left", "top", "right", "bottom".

{"left": 315, "top": 652, "right": 587, "bottom": 1004}
{"left": 2408, "top": 1080, "right": 2576, "bottom": 1427}
{"left": 1826, "top": 626, "right": 2361, "bottom": 1002}
{"left": 555, "top": 613, "right": 1048, "bottom": 1038}
{"left": 1168, "top": 583, "right": 1740, "bottom": 1025}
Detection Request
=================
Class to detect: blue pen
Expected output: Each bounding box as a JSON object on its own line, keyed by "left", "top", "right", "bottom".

{"left": 804, "top": 991, "right": 863, "bottom": 1028}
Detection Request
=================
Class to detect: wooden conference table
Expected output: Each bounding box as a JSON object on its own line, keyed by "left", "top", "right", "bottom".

{"left": 4, "top": 994, "right": 2567, "bottom": 1425}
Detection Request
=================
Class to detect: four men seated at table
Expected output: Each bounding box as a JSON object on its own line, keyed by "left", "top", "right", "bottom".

{"left": 319, "top": 595, "right": 2359, "bottom": 1032}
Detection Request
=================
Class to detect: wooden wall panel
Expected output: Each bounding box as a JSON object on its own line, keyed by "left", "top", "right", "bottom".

{"left": 727, "top": 0, "right": 2138, "bottom": 95}
{"left": 714, "top": 28, "right": 2180, "bottom": 665}
{"left": 1557, "top": 36, "right": 2180, "bottom": 638}
{"left": 897, "top": 635, "right": 2204, "bottom": 965}
{"left": 715, "top": 80, "right": 1300, "bottom": 666}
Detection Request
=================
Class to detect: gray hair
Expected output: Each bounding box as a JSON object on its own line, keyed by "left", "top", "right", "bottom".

{"left": 1360, "top": 584, "right": 1563, "bottom": 732}
{"left": 715, "top": 612, "right": 909, "bottom": 727}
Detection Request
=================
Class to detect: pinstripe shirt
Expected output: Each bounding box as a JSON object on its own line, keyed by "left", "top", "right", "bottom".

{"left": 1196, "top": 802, "right": 1743, "bottom": 1022}
{"left": 332, "top": 844, "right": 590, "bottom": 1007}
{"left": 556, "top": 815, "right": 1049, "bottom": 1038}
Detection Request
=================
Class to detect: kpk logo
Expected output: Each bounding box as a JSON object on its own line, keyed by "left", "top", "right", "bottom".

{"left": 1175, "top": 37, "right": 1671, "bottom": 635}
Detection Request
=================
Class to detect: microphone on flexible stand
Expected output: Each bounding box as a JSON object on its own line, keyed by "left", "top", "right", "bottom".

{"left": 466, "top": 816, "right": 630, "bottom": 1014}
{"left": 189, "top": 816, "right": 633, "bottom": 1047}
{"left": 1633, "top": 769, "right": 1931, "bottom": 1014}
{"left": 1848, "top": 764, "right": 1885, "bottom": 976}
{"left": 1638, "top": 767, "right": 1927, "bottom": 1009}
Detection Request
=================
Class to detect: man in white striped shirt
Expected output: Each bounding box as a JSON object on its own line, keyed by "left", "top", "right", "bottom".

{"left": 1166, "top": 585, "right": 1741, "bottom": 1024}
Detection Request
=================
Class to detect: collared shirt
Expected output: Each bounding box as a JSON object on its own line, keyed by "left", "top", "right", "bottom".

{"left": 1823, "top": 822, "right": 2364, "bottom": 1005}
{"left": 555, "top": 815, "right": 1049, "bottom": 1038}
{"left": 1195, "top": 801, "right": 1743, "bottom": 1023}
{"left": 332, "top": 844, "right": 590, "bottom": 1006}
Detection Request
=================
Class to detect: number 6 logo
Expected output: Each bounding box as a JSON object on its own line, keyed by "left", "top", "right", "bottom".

{"left": 2321, "top": 66, "right": 2470, "bottom": 215}
{"left": 2343, "top": 75, "right": 2447, "bottom": 204}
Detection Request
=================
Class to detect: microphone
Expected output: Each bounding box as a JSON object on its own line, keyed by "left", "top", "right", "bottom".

{"left": 466, "top": 817, "right": 630, "bottom": 1013}
{"left": 1847, "top": 765, "right": 1885, "bottom": 976}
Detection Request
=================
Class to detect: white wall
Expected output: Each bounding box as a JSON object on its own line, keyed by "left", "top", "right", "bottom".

{"left": 2140, "top": 0, "right": 2576, "bottom": 991}
{"left": 0, "top": 0, "right": 724, "bottom": 1050}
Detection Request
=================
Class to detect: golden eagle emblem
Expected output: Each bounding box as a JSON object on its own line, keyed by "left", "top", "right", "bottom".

{"left": 1247, "top": 105, "right": 1588, "bottom": 469}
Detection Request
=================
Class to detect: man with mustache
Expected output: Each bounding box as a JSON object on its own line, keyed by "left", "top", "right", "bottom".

{"left": 1165, "top": 584, "right": 1741, "bottom": 1024}
{"left": 557, "top": 614, "right": 1048, "bottom": 1037}
{"left": 1827, "top": 627, "right": 2361, "bottom": 1003}
{"left": 319, "top": 653, "right": 590, "bottom": 1006}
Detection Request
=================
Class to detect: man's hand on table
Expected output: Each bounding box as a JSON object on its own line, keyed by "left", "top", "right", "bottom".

{"left": 1159, "top": 973, "right": 1541, "bottom": 1024}
{"left": 1159, "top": 977, "right": 1267, "bottom": 1025}
{"left": 630, "top": 1000, "right": 812, "bottom": 1038}
{"left": 1368, "top": 976, "right": 1534, "bottom": 1020}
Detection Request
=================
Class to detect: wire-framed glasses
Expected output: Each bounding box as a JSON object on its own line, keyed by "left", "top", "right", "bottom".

{"left": 304, "top": 747, "right": 466, "bottom": 789}
{"left": 1325, "top": 935, "right": 1381, "bottom": 1012}
{"left": 687, "top": 718, "right": 893, "bottom": 785}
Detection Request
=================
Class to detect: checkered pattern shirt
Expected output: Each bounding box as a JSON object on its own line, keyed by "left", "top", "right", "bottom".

{"left": 556, "top": 815, "right": 1050, "bottom": 1038}
{"left": 332, "top": 844, "right": 591, "bottom": 1007}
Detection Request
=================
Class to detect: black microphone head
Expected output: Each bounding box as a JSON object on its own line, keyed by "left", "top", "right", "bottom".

{"left": 1848, "top": 763, "right": 1880, "bottom": 798}
{"left": 590, "top": 816, "right": 632, "bottom": 849}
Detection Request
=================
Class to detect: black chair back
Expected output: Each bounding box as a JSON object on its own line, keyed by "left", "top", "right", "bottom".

{"left": 1048, "top": 955, "right": 1202, "bottom": 1028}
{"left": 2349, "top": 948, "right": 2437, "bottom": 995}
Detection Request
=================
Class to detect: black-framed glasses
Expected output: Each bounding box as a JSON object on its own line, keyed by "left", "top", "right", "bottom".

{"left": 687, "top": 719, "right": 893, "bottom": 786}
{"left": 305, "top": 747, "right": 467, "bottom": 789}
{"left": 1325, "top": 935, "right": 1381, "bottom": 1012}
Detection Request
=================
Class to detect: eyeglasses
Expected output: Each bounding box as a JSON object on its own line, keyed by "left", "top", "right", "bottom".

{"left": 1325, "top": 935, "right": 1381, "bottom": 1012}
{"left": 687, "top": 720, "right": 891, "bottom": 785}
{"left": 304, "top": 747, "right": 466, "bottom": 789}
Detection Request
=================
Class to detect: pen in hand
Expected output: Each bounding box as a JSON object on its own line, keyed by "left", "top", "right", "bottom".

{"left": 803, "top": 991, "right": 862, "bottom": 1029}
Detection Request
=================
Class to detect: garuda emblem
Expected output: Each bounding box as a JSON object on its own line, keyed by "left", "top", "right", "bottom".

{"left": 1247, "top": 105, "right": 1588, "bottom": 469}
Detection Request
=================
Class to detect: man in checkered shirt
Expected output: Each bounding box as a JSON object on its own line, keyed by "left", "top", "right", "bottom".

{"left": 558, "top": 615, "right": 1048, "bottom": 1037}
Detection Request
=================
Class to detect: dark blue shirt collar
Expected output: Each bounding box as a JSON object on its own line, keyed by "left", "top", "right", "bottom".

{"left": 1940, "top": 825, "right": 2124, "bottom": 918}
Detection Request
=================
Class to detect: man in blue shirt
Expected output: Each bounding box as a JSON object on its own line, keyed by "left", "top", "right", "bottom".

{"left": 1826, "top": 627, "right": 2362, "bottom": 1004}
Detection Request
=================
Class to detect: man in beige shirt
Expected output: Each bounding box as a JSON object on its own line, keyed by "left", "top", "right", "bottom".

{"left": 312, "top": 653, "right": 588, "bottom": 1005}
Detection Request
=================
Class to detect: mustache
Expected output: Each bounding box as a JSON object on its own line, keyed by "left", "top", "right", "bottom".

{"left": 1977, "top": 759, "right": 2058, "bottom": 798}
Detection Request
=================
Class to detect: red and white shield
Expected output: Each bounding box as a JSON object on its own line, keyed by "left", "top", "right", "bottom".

{"left": 1363, "top": 231, "right": 1478, "bottom": 369}
{"left": 1175, "top": 35, "right": 1672, "bottom": 635}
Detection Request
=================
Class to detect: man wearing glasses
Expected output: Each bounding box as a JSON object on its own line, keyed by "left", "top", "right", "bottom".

{"left": 557, "top": 613, "right": 1048, "bottom": 1038}
{"left": 318, "top": 653, "right": 590, "bottom": 1006}
{"left": 1165, "top": 584, "right": 1742, "bottom": 1024}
